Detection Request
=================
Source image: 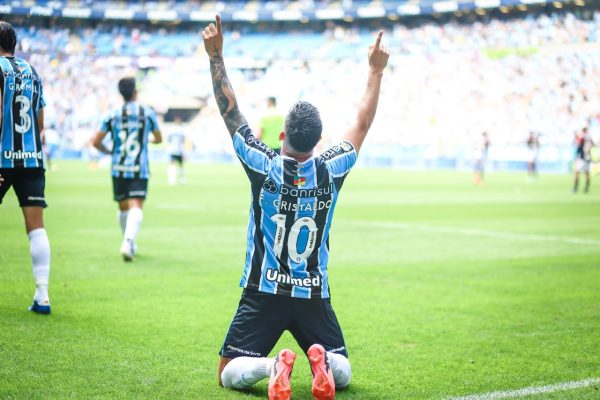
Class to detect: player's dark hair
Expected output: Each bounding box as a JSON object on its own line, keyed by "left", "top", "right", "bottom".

{"left": 268, "top": 96, "right": 277, "bottom": 107}
{"left": 118, "top": 77, "right": 136, "bottom": 102}
{"left": 284, "top": 101, "right": 322, "bottom": 153}
{"left": 0, "top": 21, "right": 17, "bottom": 54}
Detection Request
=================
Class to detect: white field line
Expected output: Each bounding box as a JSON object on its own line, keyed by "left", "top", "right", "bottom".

{"left": 346, "top": 220, "right": 600, "bottom": 246}
{"left": 445, "top": 377, "right": 600, "bottom": 400}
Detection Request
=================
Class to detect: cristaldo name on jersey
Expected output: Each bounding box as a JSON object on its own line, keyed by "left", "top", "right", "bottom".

{"left": 266, "top": 269, "right": 322, "bottom": 288}
{"left": 3, "top": 150, "right": 43, "bottom": 160}
{"left": 274, "top": 199, "right": 332, "bottom": 212}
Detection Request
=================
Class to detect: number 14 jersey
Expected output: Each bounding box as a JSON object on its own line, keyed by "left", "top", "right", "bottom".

{"left": 233, "top": 124, "right": 357, "bottom": 299}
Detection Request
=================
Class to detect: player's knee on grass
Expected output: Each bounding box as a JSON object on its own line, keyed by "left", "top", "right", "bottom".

{"left": 328, "top": 352, "right": 352, "bottom": 389}
{"left": 221, "top": 356, "right": 270, "bottom": 390}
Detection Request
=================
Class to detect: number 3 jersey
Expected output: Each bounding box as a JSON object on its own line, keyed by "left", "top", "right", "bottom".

{"left": 100, "top": 101, "right": 159, "bottom": 179}
{"left": 233, "top": 124, "right": 357, "bottom": 299}
{"left": 0, "top": 56, "right": 46, "bottom": 169}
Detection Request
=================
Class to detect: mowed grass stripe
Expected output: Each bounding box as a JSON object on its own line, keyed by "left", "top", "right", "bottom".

{"left": 345, "top": 220, "right": 600, "bottom": 246}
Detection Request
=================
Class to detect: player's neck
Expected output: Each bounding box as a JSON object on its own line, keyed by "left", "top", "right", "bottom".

{"left": 0, "top": 51, "right": 13, "bottom": 57}
{"left": 281, "top": 145, "right": 313, "bottom": 162}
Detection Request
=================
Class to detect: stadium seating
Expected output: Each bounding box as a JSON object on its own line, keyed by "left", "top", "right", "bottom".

{"left": 11, "top": 5, "right": 600, "bottom": 172}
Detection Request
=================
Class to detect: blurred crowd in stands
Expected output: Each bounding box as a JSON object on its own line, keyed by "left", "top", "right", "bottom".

{"left": 14, "top": 9, "right": 600, "bottom": 170}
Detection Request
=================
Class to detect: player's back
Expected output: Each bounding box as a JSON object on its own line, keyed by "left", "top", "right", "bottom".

{"left": 233, "top": 125, "right": 357, "bottom": 299}
{"left": 101, "top": 101, "right": 159, "bottom": 179}
{"left": 0, "top": 56, "right": 45, "bottom": 169}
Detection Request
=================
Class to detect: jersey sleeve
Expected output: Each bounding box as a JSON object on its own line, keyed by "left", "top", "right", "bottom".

{"left": 320, "top": 141, "right": 357, "bottom": 177}
{"left": 147, "top": 107, "right": 160, "bottom": 132}
{"left": 233, "top": 124, "right": 277, "bottom": 176}
{"left": 99, "top": 112, "right": 112, "bottom": 134}
{"left": 38, "top": 82, "right": 46, "bottom": 109}
{"left": 31, "top": 66, "right": 45, "bottom": 110}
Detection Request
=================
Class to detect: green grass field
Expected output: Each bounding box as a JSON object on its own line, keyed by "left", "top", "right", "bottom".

{"left": 1, "top": 161, "right": 599, "bottom": 399}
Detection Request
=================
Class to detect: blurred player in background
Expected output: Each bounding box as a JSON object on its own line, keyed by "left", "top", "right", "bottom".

{"left": 0, "top": 21, "right": 52, "bottom": 314}
{"left": 202, "top": 15, "right": 388, "bottom": 400}
{"left": 167, "top": 116, "right": 187, "bottom": 185}
{"left": 526, "top": 131, "right": 540, "bottom": 180}
{"left": 473, "top": 131, "right": 490, "bottom": 186}
{"left": 92, "top": 77, "right": 162, "bottom": 261}
{"left": 573, "top": 126, "right": 593, "bottom": 193}
{"left": 257, "top": 96, "right": 285, "bottom": 154}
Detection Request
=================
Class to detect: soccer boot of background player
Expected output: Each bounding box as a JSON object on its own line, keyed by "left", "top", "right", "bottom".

{"left": 268, "top": 349, "right": 296, "bottom": 400}
{"left": 29, "top": 298, "right": 51, "bottom": 314}
{"left": 120, "top": 238, "right": 135, "bottom": 262}
{"left": 308, "top": 344, "right": 336, "bottom": 400}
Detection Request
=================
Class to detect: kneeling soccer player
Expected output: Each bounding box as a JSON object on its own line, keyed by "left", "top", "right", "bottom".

{"left": 201, "top": 15, "right": 389, "bottom": 400}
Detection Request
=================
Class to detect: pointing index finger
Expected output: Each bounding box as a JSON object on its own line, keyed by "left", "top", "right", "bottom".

{"left": 374, "top": 30, "right": 383, "bottom": 48}
{"left": 216, "top": 14, "right": 222, "bottom": 36}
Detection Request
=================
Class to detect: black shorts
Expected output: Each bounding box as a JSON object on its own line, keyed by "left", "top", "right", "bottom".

{"left": 170, "top": 154, "right": 183, "bottom": 165}
{"left": 220, "top": 289, "right": 348, "bottom": 359}
{"left": 0, "top": 168, "right": 47, "bottom": 208}
{"left": 112, "top": 177, "right": 148, "bottom": 202}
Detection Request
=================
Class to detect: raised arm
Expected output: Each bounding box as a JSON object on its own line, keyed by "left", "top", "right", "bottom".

{"left": 202, "top": 15, "right": 248, "bottom": 137}
{"left": 343, "top": 30, "right": 389, "bottom": 153}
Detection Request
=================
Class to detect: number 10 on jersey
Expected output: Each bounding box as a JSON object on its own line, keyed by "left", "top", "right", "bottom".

{"left": 271, "top": 214, "right": 318, "bottom": 263}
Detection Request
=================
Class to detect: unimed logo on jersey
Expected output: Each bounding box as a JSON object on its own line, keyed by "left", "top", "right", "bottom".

{"left": 3, "top": 150, "right": 43, "bottom": 160}
{"left": 266, "top": 269, "right": 322, "bottom": 288}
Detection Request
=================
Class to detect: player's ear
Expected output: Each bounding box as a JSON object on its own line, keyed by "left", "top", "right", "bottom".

{"left": 279, "top": 131, "right": 285, "bottom": 141}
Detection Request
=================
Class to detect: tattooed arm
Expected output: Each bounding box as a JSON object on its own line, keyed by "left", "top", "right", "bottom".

{"left": 202, "top": 15, "right": 248, "bottom": 137}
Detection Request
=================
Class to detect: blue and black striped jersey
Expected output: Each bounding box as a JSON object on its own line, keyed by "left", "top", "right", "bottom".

{"left": 0, "top": 56, "right": 46, "bottom": 169}
{"left": 100, "top": 102, "right": 159, "bottom": 179}
{"left": 234, "top": 124, "right": 357, "bottom": 299}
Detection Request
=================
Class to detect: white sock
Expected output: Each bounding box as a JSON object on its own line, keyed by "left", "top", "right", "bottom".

{"left": 124, "top": 207, "right": 143, "bottom": 242}
{"left": 328, "top": 352, "right": 352, "bottom": 389}
{"left": 118, "top": 210, "right": 129, "bottom": 234}
{"left": 167, "top": 165, "right": 177, "bottom": 185}
{"left": 28, "top": 228, "right": 51, "bottom": 302}
{"left": 221, "top": 357, "right": 272, "bottom": 390}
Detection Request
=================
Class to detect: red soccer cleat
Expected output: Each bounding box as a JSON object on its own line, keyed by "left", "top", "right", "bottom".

{"left": 308, "top": 344, "right": 336, "bottom": 400}
{"left": 268, "top": 349, "right": 296, "bottom": 400}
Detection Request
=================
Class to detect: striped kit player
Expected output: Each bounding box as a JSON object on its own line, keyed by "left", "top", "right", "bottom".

{"left": 93, "top": 77, "right": 162, "bottom": 261}
{"left": 0, "top": 21, "right": 52, "bottom": 314}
